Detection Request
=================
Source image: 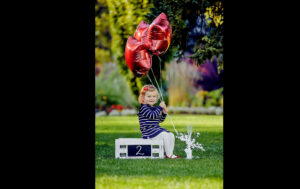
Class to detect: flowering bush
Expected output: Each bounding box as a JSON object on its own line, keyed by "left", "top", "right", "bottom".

{"left": 95, "top": 63, "right": 139, "bottom": 112}
{"left": 106, "top": 104, "right": 124, "bottom": 113}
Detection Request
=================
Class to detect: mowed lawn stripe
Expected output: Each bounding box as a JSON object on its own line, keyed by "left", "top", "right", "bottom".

{"left": 95, "top": 115, "right": 223, "bottom": 189}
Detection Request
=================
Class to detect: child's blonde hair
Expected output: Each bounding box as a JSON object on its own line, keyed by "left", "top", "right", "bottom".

{"left": 138, "top": 84, "right": 159, "bottom": 104}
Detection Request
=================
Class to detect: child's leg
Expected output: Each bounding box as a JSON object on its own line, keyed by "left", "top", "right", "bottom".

{"left": 168, "top": 132, "right": 175, "bottom": 153}
{"left": 162, "top": 132, "right": 173, "bottom": 157}
{"left": 164, "top": 132, "right": 180, "bottom": 158}
{"left": 150, "top": 131, "right": 174, "bottom": 157}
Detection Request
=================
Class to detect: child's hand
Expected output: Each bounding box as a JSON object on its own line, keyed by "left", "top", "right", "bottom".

{"left": 159, "top": 101, "right": 166, "bottom": 109}
{"left": 162, "top": 107, "right": 168, "bottom": 114}
{"left": 160, "top": 101, "right": 168, "bottom": 114}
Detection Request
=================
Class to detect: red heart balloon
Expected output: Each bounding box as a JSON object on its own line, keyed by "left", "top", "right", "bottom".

{"left": 146, "top": 13, "right": 172, "bottom": 56}
{"left": 125, "top": 36, "right": 152, "bottom": 78}
{"left": 134, "top": 21, "right": 149, "bottom": 45}
{"left": 124, "top": 13, "right": 172, "bottom": 77}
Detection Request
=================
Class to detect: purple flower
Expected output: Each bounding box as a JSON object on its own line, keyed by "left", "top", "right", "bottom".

{"left": 195, "top": 56, "right": 223, "bottom": 91}
{"left": 95, "top": 66, "right": 101, "bottom": 77}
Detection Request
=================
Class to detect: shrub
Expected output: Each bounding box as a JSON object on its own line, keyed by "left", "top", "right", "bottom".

{"left": 95, "top": 63, "right": 139, "bottom": 111}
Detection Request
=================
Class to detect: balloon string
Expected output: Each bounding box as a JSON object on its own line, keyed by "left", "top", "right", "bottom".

{"left": 147, "top": 69, "right": 178, "bottom": 135}
{"left": 147, "top": 74, "right": 163, "bottom": 102}
{"left": 158, "top": 56, "right": 162, "bottom": 90}
{"left": 150, "top": 67, "right": 164, "bottom": 100}
{"left": 146, "top": 74, "right": 155, "bottom": 91}
{"left": 146, "top": 73, "right": 154, "bottom": 86}
{"left": 168, "top": 114, "right": 178, "bottom": 135}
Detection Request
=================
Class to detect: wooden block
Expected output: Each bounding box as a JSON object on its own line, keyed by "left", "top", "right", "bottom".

{"left": 115, "top": 138, "right": 164, "bottom": 159}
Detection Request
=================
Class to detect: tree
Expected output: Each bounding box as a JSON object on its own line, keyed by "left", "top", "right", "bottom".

{"left": 95, "top": 0, "right": 224, "bottom": 100}
{"left": 145, "top": 0, "right": 224, "bottom": 71}
{"left": 95, "top": 0, "right": 113, "bottom": 65}
{"left": 105, "top": 0, "right": 153, "bottom": 97}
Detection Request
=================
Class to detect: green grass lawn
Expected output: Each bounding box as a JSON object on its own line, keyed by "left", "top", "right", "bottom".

{"left": 96, "top": 115, "right": 223, "bottom": 189}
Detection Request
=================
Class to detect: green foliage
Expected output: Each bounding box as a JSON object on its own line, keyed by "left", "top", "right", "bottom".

{"left": 105, "top": 0, "right": 153, "bottom": 97}
{"left": 95, "top": 0, "right": 113, "bottom": 64}
{"left": 146, "top": 0, "right": 224, "bottom": 70}
{"left": 205, "top": 88, "right": 223, "bottom": 107}
{"left": 95, "top": 48, "right": 112, "bottom": 64}
{"left": 190, "top": 88, "right": 223, "bottom": 107}
{"left": 95, "top": 0, "right": 224, "bottom": 102}
{"left": 95, "top": 63, "right": 139, "bottom": 109}
{"left": 188, "top": 31, "right": 223, "bottom": 70}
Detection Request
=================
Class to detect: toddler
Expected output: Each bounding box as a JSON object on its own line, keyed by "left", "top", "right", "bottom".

{"left": 137, "top": 84, "right": 180, "bottom": 159}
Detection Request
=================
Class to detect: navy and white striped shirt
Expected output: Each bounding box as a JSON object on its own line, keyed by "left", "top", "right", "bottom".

{"left": 137, "top": 104, "right": 169, "bottom": 139}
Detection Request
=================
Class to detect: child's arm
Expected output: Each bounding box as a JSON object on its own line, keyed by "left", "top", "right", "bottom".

{"left": 139, "top": 104, "right": 163, "bottom": 120}
{"left": 158, "top": 101, "right": 168, "bottom": 122}
{"left": 159, "top": 112, "right": 167, "bottom": 123}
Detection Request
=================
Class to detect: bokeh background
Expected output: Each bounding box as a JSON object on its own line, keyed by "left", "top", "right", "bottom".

{"left": 95, "top": 0, "right": 223, "bottom": 117}
{"left": 95, "top": 1, "right": 224, "bottom": 188}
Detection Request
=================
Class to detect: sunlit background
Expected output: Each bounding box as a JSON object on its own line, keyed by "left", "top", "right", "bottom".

{"left": 95, "top": 1, "right": 224, "bottom": 188}
{"left": 95, "top": 0, "right": 223, "bottom": 116}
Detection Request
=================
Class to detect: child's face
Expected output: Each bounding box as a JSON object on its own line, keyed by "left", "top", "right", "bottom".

{"left": 144, "top": 91, "right": 158, "bottom": 106}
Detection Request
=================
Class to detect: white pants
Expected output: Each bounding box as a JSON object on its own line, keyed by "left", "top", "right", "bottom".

{"left": 150, "top": 131, "right": 175, "bottom": 157}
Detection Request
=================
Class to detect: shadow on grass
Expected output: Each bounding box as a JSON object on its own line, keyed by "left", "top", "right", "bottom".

{"left": 95, "top": 132, "right": 223, "bottom": 178}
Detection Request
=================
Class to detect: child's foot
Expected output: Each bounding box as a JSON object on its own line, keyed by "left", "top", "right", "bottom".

{"left": 166, "top": 154, "right": 181, "bottom": 159}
